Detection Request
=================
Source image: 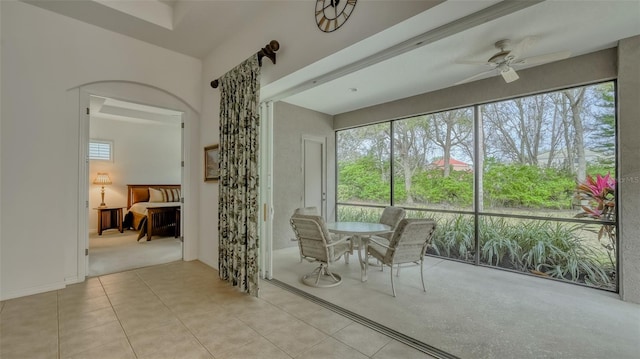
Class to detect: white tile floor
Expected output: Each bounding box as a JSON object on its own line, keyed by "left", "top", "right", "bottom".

{"left": 0, "top": 260, "right": 436, "bottom": 359}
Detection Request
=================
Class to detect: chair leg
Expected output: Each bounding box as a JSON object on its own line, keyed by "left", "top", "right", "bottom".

{"left": 364, "top": 250, "right": 369, "bottom": 279}
{"left": 325, "top": 264, "right": 341, "bottom": 283}
{"left": 396, "top": 264, "right": 400, "bottom": 277}
{"left": 314, "top": 265, "right": 323, "bottom": 286}
{"left": 420, "top": 259, "right": 426, "bottom": 292}
{"left": 390, "top": 265, "right": 396, "bottom": 297}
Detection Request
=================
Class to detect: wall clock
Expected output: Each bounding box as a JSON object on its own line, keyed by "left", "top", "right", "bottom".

{"left": 315, "top": 0, "right": 357, "bottom": 33}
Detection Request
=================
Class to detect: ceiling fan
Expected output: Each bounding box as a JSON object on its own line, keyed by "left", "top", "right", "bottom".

{"left": 455, "top": 37, "right": 571, "bottom": 85}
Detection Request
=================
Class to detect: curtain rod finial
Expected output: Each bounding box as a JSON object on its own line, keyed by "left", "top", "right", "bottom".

{"left": 269, "top": 40, "right": 280, "bottom": 52}
{"left": 258, "top": 40, "right": 280, "bottom": 67}
{"left": 211, "top": 79, "right": 219, "bottom": 88}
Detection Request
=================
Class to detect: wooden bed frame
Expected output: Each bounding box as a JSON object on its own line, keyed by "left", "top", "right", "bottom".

{"left": 127, "top": 184, "right": 181, "bottom": 241}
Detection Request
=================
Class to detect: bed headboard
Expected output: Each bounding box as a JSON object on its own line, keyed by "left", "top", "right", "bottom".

{"left": 127, "top": 184, "right": 181, "bottom": 209}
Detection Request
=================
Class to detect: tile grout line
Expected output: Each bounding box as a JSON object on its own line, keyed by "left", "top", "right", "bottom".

{"left": 259, "top": 285, "right": 370, "bottom": 357}
{"left": 99, "top": 273, "right": 142, "bottom": 359}
{"left": 134, "top": 268, "right": 219, "bottom": 359}
{"left": 266, "top": 278, "right": 461, "bottom": 359}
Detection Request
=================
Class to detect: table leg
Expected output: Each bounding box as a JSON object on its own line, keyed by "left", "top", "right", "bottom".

{"left": 356, "top": 235, "right": 370, "bottom": 282}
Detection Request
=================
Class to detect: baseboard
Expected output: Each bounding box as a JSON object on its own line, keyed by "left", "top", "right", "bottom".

{"left": 198, "top": 257, "right": 216, "bottom": 270}
{"left": 65, "top": 276, "right": 83, "bottom": 285}
{"left": 0, "top": 281, "right": 66, "bottom": 301}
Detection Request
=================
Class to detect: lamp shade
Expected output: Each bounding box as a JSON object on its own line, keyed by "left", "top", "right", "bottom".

{"left": 93, "top": 173, "right": 112, "bottom": 185}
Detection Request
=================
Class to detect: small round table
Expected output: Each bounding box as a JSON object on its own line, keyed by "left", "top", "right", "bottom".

{"left": 326, "top": 222, "right": 391, "bottom": 282}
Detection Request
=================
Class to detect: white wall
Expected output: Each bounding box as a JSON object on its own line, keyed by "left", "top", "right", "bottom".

{"left": 272, "top": 102, "right": 335, "bottom": 250}
{"left": 198, "top": 0, "right": 431, "bottom": 269}
{"left": 88, "top": 117, "right": 181, "bottom": 232}
{"left": 0, "top": 1, "right": 201, "bottom": 300}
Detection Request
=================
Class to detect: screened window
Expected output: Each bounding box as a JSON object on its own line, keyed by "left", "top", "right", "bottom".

{"left": 336, "top": 81, "right": 617, "bottom": 291}
{"left": 392, "top": 108, "right": 474, "bottom": 211}
{"left": 89, "top": 140, "right": 113, "bottom": 161}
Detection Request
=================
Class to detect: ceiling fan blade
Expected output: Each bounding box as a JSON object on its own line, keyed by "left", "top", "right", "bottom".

{"left": 455, "top": 69, "right": 496, "bottom": 85}
{"left": 455, "top": 59, "right": 493, "bottom": 66}
{"left": 500, "top": 66, "right": 519, "bottom": 83}
{"left": 509, "top": 36, "right": 537, "bottom": 60}
{"left": 516, "top": 50, "right": 571, "bottom": 65}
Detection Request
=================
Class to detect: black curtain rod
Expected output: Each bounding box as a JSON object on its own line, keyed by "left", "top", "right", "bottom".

{"left": 210, "top": 40, "right": 280, "bottom": 89}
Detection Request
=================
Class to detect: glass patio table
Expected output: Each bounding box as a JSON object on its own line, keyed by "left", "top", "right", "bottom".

{"left": 326, "top": 222, "right": 391, "bottom": 282}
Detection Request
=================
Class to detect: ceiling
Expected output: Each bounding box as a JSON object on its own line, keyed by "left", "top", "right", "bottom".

{"left": 90, "top": 96, "right": 183, "bottom": 126}
{"left": 26, "top": 0, "right": 640, "bottom": 116}
{"left": 276, "top": 0, "right": 640, "bottom": 114}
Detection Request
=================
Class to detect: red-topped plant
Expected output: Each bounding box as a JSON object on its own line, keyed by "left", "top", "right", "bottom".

{"left": 575, "top": 173, "right": 616, "bottom": 268}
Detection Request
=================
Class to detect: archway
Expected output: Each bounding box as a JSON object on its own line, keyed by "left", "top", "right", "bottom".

{"left": 71, "top": 81, "right": 200, "bottom": 280}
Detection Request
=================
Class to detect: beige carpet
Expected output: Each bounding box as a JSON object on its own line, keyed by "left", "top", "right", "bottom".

{"left": 88, "top": 230, "right": 182, "bottom": 277}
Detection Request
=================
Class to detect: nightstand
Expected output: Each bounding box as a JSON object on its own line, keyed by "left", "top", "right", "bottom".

{"left": 95, "top": 207, "right": 124, "bottom": 235}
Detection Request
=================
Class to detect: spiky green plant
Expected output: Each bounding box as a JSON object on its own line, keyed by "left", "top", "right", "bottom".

{"left": 479, "top": 217, "right": 520, "bottom": 267}
{"left": 516, "top": 221, "right": 611, "bottom": 286}
{"left": 337, "top": 206, "right": 381, "bottom": 222}
{"left": 431, "top": 214, "right": 475, "bottom": 261}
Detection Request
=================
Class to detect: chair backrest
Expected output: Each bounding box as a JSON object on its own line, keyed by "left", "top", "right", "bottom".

{"left": 294, "top": 206, "right": 319, "bottom": 216}
{"left": 378, "top": 206, "right": 406, "bottom": 240}
{"left": 384, "top": 219, "right": 437, "bottom": 264}
{"left": 290, "top": 213, "right": 333, "bottom": 262}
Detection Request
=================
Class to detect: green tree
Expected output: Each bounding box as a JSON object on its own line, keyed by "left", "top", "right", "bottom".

{"left": 590, "top": 83, "right": 615, "bottom": 166}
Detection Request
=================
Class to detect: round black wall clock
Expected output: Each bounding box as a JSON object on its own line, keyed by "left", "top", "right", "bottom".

{"left": 315, "top": 0, "right": 357, "bottom": 33}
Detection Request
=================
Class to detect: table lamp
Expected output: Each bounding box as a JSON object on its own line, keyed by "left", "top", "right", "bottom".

{"left": 93, "top": 173, "right": 112, "bottom": 208}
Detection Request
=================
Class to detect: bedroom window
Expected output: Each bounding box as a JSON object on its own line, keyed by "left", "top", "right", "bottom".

{"left": 89, "top": 139, "right": 113, "bottom": 161}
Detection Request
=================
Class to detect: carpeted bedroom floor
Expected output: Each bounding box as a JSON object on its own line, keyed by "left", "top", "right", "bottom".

{"left": 88, "top": 230, "right": 182, "bottom": 277}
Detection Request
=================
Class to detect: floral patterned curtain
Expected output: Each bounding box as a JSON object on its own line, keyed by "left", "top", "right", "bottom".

{"left": 218, "top": 55, "right": 260, "bottom": 296}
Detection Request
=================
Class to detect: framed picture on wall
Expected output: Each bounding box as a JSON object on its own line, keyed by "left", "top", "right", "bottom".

{"left": 204, "top": 144, "right": 220, "bottom": 182}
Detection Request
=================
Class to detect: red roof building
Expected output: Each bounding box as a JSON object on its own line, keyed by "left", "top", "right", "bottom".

{"left": 431, "top": 158, "right": 471, "bottom": 171}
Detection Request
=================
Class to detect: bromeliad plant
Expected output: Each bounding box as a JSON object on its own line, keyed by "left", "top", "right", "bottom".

{"left": 574, "top": 173, "right": 616, "bottom": 268}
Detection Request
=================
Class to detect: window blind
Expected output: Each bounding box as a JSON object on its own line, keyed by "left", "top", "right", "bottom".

{"left": 89, "top": 140, "right": 112, "bottom": 161}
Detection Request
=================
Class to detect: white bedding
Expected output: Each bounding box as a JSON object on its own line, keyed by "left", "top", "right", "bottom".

{"left": 129, "top": 201, "right": 181, "bottom": 215}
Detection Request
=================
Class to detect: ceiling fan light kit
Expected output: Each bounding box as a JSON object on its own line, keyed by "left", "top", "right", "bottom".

{"left": 500, "top": 66, "right": 519, "bottom": 83}
{"left": 456, "top": 37, "right": 571, "bottom": 85}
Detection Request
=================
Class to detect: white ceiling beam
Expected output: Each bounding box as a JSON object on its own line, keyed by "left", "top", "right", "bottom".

{"left": 93, "top": 0, "right": 174, "bottom": 30}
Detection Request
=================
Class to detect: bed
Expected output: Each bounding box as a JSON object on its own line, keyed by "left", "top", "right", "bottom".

{"left": 125, "top": 184, "right": 181, "bottom": 241}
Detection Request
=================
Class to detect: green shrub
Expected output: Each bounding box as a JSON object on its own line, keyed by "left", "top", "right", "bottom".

{"left": 483, "top": 163, "right": 575, "bottom": 209}
{"left": 412, "top": 170, "right": 473, "bottom": 206}
{"left": 338, "top": 156, "right": 390, "bottom": 203}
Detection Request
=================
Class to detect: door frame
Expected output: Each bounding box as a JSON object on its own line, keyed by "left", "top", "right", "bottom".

{"left": 76, "top": 82, "right": 198, "bottom": 281}
{"left": 302, "top": 135, "right": 327, "bottom": 219}
{"left": 259, "top": 101, "right": 274, "bottom": 280}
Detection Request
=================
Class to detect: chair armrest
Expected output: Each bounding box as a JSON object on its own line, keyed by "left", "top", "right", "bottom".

{"left": 369, "top": 237, "right": 393, "bottom": 250}
{"left": 326, "top": 236, "right": 350, "bottom": 247}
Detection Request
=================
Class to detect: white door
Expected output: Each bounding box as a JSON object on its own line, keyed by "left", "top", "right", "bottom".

{"left": 303, "top": 136, "right": 326, "bottom": 218}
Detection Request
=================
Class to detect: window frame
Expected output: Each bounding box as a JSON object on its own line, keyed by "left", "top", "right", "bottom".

{"left": 335, "top": 80, "right": 618, "bottom": 292}
{"left": 89, "top": 139, "right": 114, "bottom": 162}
